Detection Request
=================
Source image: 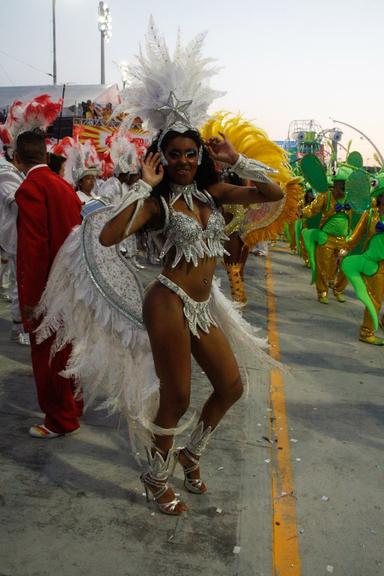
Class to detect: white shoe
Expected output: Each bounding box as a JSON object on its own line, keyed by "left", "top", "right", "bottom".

{"left": 18, "top": 332, "right": 31, "bottom": 346}
{"left": 10, "top": 326, "right": 30, "bottom": 345}
{"left": 29, "top": 424, "right": 80, "bottom": 439}
{"left": 29, "top": 424, "right": 63, "bottom": 438}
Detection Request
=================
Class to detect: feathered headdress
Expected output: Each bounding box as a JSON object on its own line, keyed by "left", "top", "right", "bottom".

{"left": 62, "top": 138, "right": 101, "bottom": 188}
{"left": 0, "top": 95, "right": 62, "bottom": 157}
{"left": 109, "top": 132, "right": 140, "bottom": 177}
{"left": 120, "top": 16, "right": 224, "bottom": 138}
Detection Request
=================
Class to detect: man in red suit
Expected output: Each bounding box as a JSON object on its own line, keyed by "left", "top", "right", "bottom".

{"left": 15, "top": 130, "right": 83, "bottom": 438}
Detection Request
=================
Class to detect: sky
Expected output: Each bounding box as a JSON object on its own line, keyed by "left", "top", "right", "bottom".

{"left": 1, "top": 0, "right": 383, "bottom": 164}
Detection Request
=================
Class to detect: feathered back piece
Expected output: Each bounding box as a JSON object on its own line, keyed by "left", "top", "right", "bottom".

{"left": 120, "top": 16, "right": 224, "bottom": 134}
{"left": 62, "top": 138, "right": 101, "bottom": 188}
{"left": 201, "top": 112, "right": 303, "bottom": 243}
{"left": 109, "top": 131, "right": 139, "bottom": 176}
{"left": 0, "top": 95, "right": 62, "bottom": 156}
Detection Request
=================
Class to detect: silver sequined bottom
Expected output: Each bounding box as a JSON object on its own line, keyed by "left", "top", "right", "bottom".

{"left": 157, "top": 274, "right": 218, "bottom": 338}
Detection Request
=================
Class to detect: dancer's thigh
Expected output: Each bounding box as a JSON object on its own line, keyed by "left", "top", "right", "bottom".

{"left": 143, "top": 283, "right": 191, "bottom": 391}
{"left": 191, "top": 325, "right": 241, "bottom": 393}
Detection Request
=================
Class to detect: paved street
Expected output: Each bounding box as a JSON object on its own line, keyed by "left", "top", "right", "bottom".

{"left": 0, "top": 243, "right": 383, "bottom": 576}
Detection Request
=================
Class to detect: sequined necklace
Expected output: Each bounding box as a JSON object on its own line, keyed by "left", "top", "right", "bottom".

{"left": 169, "top": 181, "right": 208, "bottom": 211}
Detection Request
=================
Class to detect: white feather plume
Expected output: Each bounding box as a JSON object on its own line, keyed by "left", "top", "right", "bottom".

{"left": 119, "top": 16, "right": 224, "bottom": 132}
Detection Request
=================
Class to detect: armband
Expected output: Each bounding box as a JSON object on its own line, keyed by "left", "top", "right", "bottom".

{"left": 230, "top": 154, "right": 278, "bottom": 184}
{"left": 111, "top": 179, "right": 152, "bottom": 237}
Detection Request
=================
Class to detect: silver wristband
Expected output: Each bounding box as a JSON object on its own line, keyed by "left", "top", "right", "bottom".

{"left": 230, "top": 153, "right": 278, "bottom": 184}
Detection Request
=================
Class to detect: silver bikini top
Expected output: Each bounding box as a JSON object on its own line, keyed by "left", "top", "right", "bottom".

{"left": 153, "top": 182, "right": 229, "bottom": 268}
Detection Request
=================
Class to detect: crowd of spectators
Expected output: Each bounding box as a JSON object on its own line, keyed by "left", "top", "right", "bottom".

{"left": 80, "top": 100, "right": 113, "bottom": 123}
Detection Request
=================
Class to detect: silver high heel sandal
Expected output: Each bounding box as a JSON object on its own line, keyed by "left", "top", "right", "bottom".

{"left": 140, "top": 447, "right": 187, "bottom": 515}
{"left": 178, "top": 422, "right": 212, "bottom": 495}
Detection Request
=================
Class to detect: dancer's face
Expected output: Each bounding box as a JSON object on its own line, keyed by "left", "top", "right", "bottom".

{"left": 79, "top": 174, "right": 96, "bottom": 195}
{"left": 333, "top": 180, "right": 346, "bottom": 200}
{"left": 163, "top": 136, "right": 199, "bottom": 185}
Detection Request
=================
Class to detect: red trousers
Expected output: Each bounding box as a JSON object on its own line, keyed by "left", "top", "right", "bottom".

{"left": 29, "top": 334, "right": 83, "bottom": 433}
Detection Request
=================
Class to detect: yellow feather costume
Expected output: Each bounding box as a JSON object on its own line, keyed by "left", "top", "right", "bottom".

{"left": 200, "top": 113, "right": 302, "bottom": 245}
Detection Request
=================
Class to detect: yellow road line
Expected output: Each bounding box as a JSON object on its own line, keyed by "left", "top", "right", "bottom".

{"left": 265, "top": 254, "right": 301, "bottom": 575}
{"left": 270, "top": 245, "right": 291, "bottom": 253}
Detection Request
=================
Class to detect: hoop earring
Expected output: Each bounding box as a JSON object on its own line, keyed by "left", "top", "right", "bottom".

{"left": 197, "top": 146, "right": 203, "bottom": 166}
{"left": 159, "top": 149, "right": 168, "bottom": 166}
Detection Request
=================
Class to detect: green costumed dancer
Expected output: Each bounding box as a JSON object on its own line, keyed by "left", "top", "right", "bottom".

{"left": 301, "top": 161, "right": 354, "bottom": 303}
{"left": 341, "top": 172, "right": 384, "bottom": 345}
{"left": 300, "top": 153, "right": 371, "bottom": 304}
{"left": 295, "top": 184, "right": 316, "bottom": 267}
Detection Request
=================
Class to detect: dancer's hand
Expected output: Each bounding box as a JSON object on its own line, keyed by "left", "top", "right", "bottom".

{"left": 205, "top": 133, "right": 239, "bottom": 165}
{"left": 336, "top": 248, "right": 348, "bottom": 266}
{"left": 141, "top": 152, "right": 164, "bottom": 188}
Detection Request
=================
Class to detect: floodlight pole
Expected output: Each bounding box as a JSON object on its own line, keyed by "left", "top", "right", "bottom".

{"left": 52, "top": 0, "right": 57, "bottom": 84}
{"left": 101, "top": 30, "right": 105, "bottom": 84}
{"left": 98, "top": 2, "right": 112, "bottom": 85}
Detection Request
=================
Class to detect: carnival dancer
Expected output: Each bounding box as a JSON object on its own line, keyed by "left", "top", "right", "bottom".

{"left": 340, "top": 174, "right": 384, "bottom": 345}
{"left": 62, "top": 139, "right": 102, "bottom": 204}
{"left": 302, "top": 166, "right": 353, "bottom": 304}
{"left": 98, "top": 23, "right": 284, "bottom": 514}
{"left": 201, "top": 113, "right": 302, "bottom": 305}
{"left": 221, "top": 173, "right": 249, "bottom": 304}
{"left": 285, "top": 220, "right": 297, "bottom": 254}
{"left": 0, "top": 95, "right": 63, "bottom": 345}
{"left": 15, "top": 130, "right": 83, "bottom": 438}
{"left": 36, "top": 19, "right": 284, "bottom": 515}
{"left": 0, "top": 151, "right": 25, "bottom": 342}
{"left": 295, "top": 185, "right": 316, "bottom": 268}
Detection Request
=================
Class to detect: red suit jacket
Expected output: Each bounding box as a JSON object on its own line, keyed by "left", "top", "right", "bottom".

{"left": 16, "top": 165, "right": 81, "bottom": 332}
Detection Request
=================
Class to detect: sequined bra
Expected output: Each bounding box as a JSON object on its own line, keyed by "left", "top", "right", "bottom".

{"left": 153, "top": 182, "right": 229, "bottom": 268}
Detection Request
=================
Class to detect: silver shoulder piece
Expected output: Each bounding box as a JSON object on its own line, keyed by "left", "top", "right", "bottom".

{"left": 230, "top": 153, "right": 278, "bottom": 184}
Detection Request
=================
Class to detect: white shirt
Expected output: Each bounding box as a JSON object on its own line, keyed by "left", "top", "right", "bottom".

{"left": 76, "top": 189, "right": 100, "bottom": 204}
{"left": 0, "top": 159, "right": 24, "bottom": 254}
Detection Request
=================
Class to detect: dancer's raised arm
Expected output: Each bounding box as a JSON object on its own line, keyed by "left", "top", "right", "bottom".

{"left": 99, "top": 152, "right": 163, "bottom": 246}
{"left": 205, "top": 133, "right": 284, "bottom": 204}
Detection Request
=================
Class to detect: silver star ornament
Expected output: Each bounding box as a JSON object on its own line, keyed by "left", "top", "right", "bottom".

{"left": 157, "top": 91, "right": 193, "bottom": 130}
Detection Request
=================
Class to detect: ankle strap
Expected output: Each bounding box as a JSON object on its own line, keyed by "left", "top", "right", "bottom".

{"left": 185, "top": 422, "right": 212, "bottom": 457}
